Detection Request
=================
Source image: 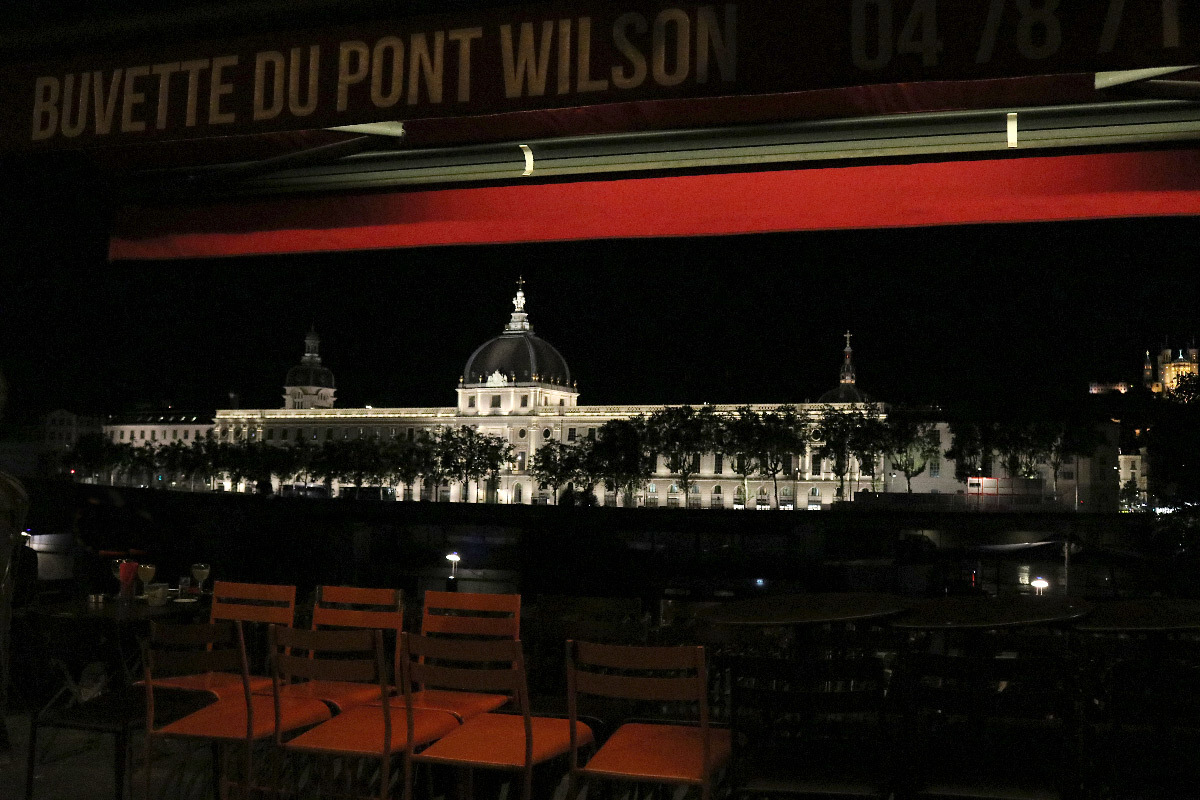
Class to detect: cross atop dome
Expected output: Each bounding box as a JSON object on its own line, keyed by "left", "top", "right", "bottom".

{"left": 506, "top": 277, "right": 532, "bottom": 332}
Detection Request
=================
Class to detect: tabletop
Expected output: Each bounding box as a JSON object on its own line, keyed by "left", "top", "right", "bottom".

{"left": 36, "top": 595, "right": 208, "bottom": 624}
{"left": 696, "top": 592, "right": 912, "bottom": 626}
{"left": 1073, "top": 597, "right": 1200, "bottom": 632}
{"left": 891, "top": 595, "right": 1093, "bottom": 630}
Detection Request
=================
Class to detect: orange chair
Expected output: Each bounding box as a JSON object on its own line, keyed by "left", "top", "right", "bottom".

{"left": 406, "top": 590, "right": 521, "bottom": 722}
{"left": 142, "top": 620, "right": 330, "bottom": 800}
{"left": 403, "top": 633, "right": 593, "bottom": 800}
{"left": 270, "top": 625, "right": 459, "bottom": 800}
{"left": 275, "top": 585, "right": 405, "bottom": 712}
{"left": 565, "top": 640, "right": 730, "bottom": 800}
{"left": 151, "top": 581, "right": 297, "bottom": 699}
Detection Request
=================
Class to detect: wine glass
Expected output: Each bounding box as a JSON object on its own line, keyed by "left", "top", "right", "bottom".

{"left": 191, "top": 563, "right": 211, "bottom": 593}
{"left": 137, "top": 563, "right": 156, "bottom": 595}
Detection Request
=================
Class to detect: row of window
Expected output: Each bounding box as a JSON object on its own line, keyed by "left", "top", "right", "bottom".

{"left": 110, "top": 428, "right": 209, "bottom": 442}
{"left": 644, "top": 484, "right": 816, "bottom": 498}
{"left": 466, "top": 394, "right": 567, "bottom": 409}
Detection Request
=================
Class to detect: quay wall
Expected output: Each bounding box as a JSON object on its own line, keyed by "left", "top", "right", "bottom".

{"left": 22, "top": 480, "right": 1164, "bottom": 601}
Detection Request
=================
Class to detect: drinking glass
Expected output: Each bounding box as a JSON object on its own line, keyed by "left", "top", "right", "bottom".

{"left": 191, "top": 563, "right": 211, "bottom": 592}
{"left": 137, "top": 563, "right": 156, "bottom": 594}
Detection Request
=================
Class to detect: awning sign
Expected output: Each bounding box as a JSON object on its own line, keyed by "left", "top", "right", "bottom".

{"left": 4, "top": 0, "right": 1198, "bottom": 150}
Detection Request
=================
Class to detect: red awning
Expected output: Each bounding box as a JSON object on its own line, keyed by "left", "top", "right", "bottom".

{"left": 110, "top": 148, "right": 1200, "bottom": 260}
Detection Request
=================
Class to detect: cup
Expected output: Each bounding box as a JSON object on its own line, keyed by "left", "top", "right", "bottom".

{"left": 118, "top": 561, "right": 138, "bottom": 597}
{"left": 147, "top": 583, "right": 170, "bottom": 606}
{"left": 178, "top": 576, "right": 191, "bottom": 594}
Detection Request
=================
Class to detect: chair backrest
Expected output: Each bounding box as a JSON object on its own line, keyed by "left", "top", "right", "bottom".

{"left": 143, "top": 621, "right": 247, "bottom": 733}
{"left": 270, "top": 625, "right": 388, "bottom": 745}
{"left": 210, "top": 581, "right": 297, "bottom": 626}
{"left": 312, "top": 586, "right": 405, "bottom": 684}
{"left": 271, "top": 625, "right": 385, "bottom": 686}
{"left": 566, "top": 640, "right": 709, "bottom": 706}
{"left": 566, "top": 640, "right": 713, "bottom": 775}
{"left": 421, "top": 590, "right": 520, "bottom": 639}
{"left": 400, "top": 632, "right": 527, "bottom": 703}
{"left": 313, "top": 586, "right": 404, "bottom": 632}
{"left": 401, "top": 633, "right": 533, "bottom": 768}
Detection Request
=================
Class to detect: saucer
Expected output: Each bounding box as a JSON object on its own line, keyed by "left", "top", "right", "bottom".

{"left": 173, "top": 597, "right": 199, "bottom": 604}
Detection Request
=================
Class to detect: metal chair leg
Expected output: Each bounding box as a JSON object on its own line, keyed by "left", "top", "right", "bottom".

{"left": 25, "top": 716, "right": 38, "bottom": 800}
{"left": 114, "top": 729, "right": 128, "bottom": 800}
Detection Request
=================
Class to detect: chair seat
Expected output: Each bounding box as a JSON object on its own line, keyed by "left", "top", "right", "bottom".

{"left": 149, "top": 671, "right": 273, "bottom": 699}
{"left": 269, "top": 679, "right": 385, "bottom": 712}
{"left": 156, "top": 694, "right": 330, "bottom": 741}
{"left": 372, "top": 689, "right": 508, "bottom": 722}
{"left": 415, "top": 713, "right": 594, "bottom": 769}
{"left": 285, "top": 705, "right": 460, "bottom": 756}
{"left": 581, "top": 723, "right": 730, "bottom": 784}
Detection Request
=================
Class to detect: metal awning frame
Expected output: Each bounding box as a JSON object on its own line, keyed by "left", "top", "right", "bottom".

{"left": 129, "top": 96, "right": 1200, "bottom": 200}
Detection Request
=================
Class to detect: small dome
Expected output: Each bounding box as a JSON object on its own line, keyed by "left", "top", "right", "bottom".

{"left": 286, "top": 364, "right": 335, "bottom": 389}
{"left": 286, "top": 328, "right": 335, "bottom": 389}
{"left": 818, "top": 383, "right": 868, "bottom": 403}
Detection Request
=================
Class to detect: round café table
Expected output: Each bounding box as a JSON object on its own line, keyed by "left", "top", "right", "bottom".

{"left": 1073, "top": 597, "right": 1200, "bottom": 632}
{"left": 696, "top": 592, "right": 912, "bottom": 627}
{"left": 891, "top": 595, "right": 1093, "bottom": 630}
{"left": 34, "top": 595, "right": 209, "bottom": 684}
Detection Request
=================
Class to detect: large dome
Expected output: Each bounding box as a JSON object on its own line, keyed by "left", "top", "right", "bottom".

{"left": 462, "top": 285, "right": 571, "bottom": 387}
{"left": 464, "top": 333, "right": 570, "bottom": 386}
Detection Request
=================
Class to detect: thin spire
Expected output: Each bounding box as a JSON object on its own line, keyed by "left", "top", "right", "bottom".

{"left": 840, "top": 330, "right": 856, "bottom": 385}
{"left": 302, "top": 328, "right": 322, "bottom": 365}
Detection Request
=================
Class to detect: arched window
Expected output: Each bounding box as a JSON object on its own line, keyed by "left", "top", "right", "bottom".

{"left": 781, "top": 487, "right": 793, "bottom": 498}
{"left": 810, "top": 487, "right": 820, "bottom": 497}
{"left": 669, "top": 484, "right": 679, "bottom": 494}
{"left": 513, "top": 484, "right": 523, "bottom": 503}
{"left": 712, "top": 486, "right": 722, "bottom": 495}
{"left": 690, "top": 485, "right": 700, "bottom": 494}
{"left": 648, "top": 484, "right": 657, "bottom": 493}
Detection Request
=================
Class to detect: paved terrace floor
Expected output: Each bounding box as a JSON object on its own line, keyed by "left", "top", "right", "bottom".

{"left": 3, "top": 712, "right": 593, "bottom": 800}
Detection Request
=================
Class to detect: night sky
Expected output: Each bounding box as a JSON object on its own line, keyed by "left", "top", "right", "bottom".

{"left": 2, "top": 155, "right": 1199, "bottom": 425}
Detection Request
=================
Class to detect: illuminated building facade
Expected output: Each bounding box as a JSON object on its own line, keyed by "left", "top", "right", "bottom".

{"left": 192, "top": 285, "right": 1113, "bottom": 510}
